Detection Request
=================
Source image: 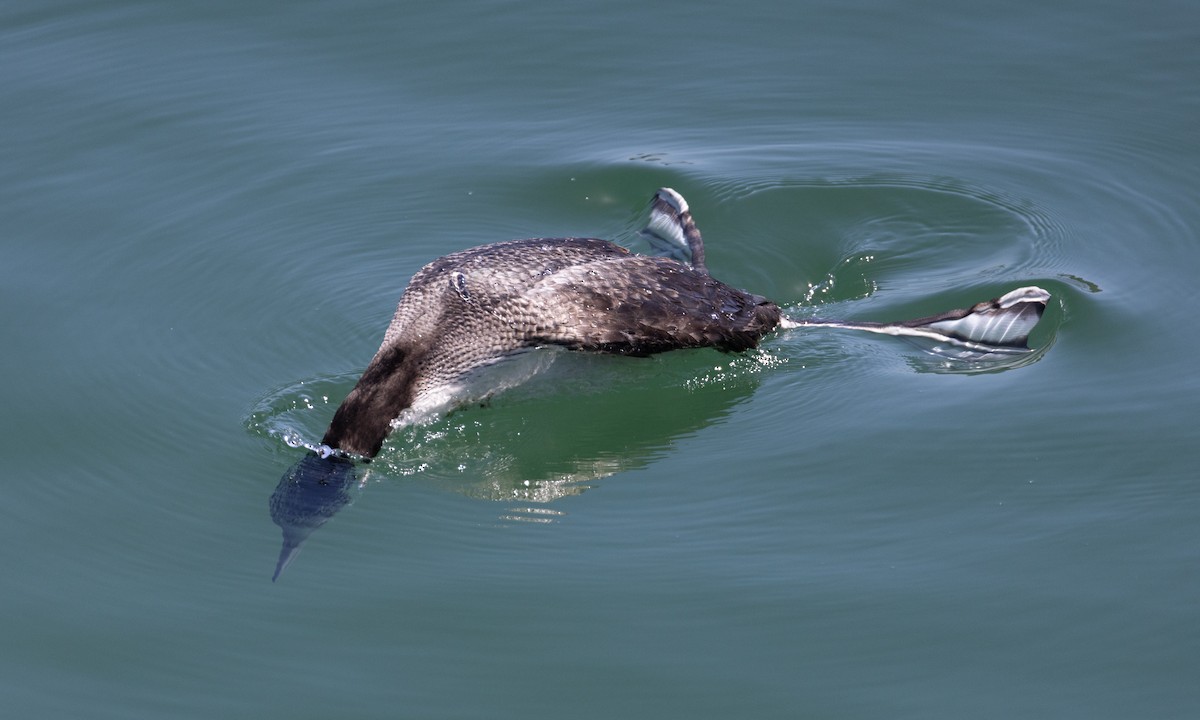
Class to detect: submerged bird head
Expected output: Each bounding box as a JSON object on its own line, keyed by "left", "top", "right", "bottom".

{"left": 268, "top": 452, "right": 358, "bottom": 581}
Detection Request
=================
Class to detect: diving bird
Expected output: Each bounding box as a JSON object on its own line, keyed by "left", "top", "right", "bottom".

{"left": 318, "top": 187, "right": 1048, "bottom": 459}
{"left": 269, "top": 188, "right": 1049, "bottom": 579}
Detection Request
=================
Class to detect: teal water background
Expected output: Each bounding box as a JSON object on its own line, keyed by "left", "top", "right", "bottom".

{"left": 3, "top": 1, "right": 1198, "bottom": 717}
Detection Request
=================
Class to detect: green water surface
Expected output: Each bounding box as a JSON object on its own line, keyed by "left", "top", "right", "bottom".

{"left": 3, "top": 1, "right": 1197, "bottom": 718}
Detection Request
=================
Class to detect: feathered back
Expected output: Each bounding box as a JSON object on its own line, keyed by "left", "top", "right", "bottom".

{"left": 322, "top": 237, "right": 780, "bottom": 457}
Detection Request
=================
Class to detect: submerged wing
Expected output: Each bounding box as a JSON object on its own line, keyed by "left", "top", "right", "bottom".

{"left": 784, "top": 286, "right": 1050, "bottom": 354}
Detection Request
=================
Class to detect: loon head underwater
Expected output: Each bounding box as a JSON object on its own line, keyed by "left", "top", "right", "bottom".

{"left": 268, "top": 187, "right": 1051, "bottom": 580}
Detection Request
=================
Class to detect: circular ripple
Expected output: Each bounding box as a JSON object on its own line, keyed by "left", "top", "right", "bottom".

{"left": 246, "top": 372, "right": 357, "bottom": 452}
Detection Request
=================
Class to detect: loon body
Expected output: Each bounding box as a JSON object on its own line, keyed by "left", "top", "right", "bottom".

{"left": 318, "top": 188, "right": 1048, "bottom": 459}
{"left": 270, "top": 187, "right": 1051, "bottom": 579}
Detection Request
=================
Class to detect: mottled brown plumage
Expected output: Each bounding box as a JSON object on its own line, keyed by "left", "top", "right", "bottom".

{"left": 322, "top": 234, "right": 780, "bottom": 457}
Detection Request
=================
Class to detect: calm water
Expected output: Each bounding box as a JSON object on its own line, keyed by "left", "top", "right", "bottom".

{"left": 4, "top": 0, "right": 1198, "bottom": 717}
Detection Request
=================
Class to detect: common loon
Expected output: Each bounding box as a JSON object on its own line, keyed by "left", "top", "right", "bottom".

{"left": 270, "top": 187, "right": 1050, "bottom": 579}
{"left": 317, "top": 188, "right": 1049, "bottom": 459}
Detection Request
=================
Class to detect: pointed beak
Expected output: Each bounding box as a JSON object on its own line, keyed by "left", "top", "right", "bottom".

{"left": 272, "top": 521, "right": 317, "bottom": 582}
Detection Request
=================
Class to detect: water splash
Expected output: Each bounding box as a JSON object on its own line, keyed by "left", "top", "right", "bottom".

{"left": 246, "top": 372, "right": 357, "bottom": 452}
